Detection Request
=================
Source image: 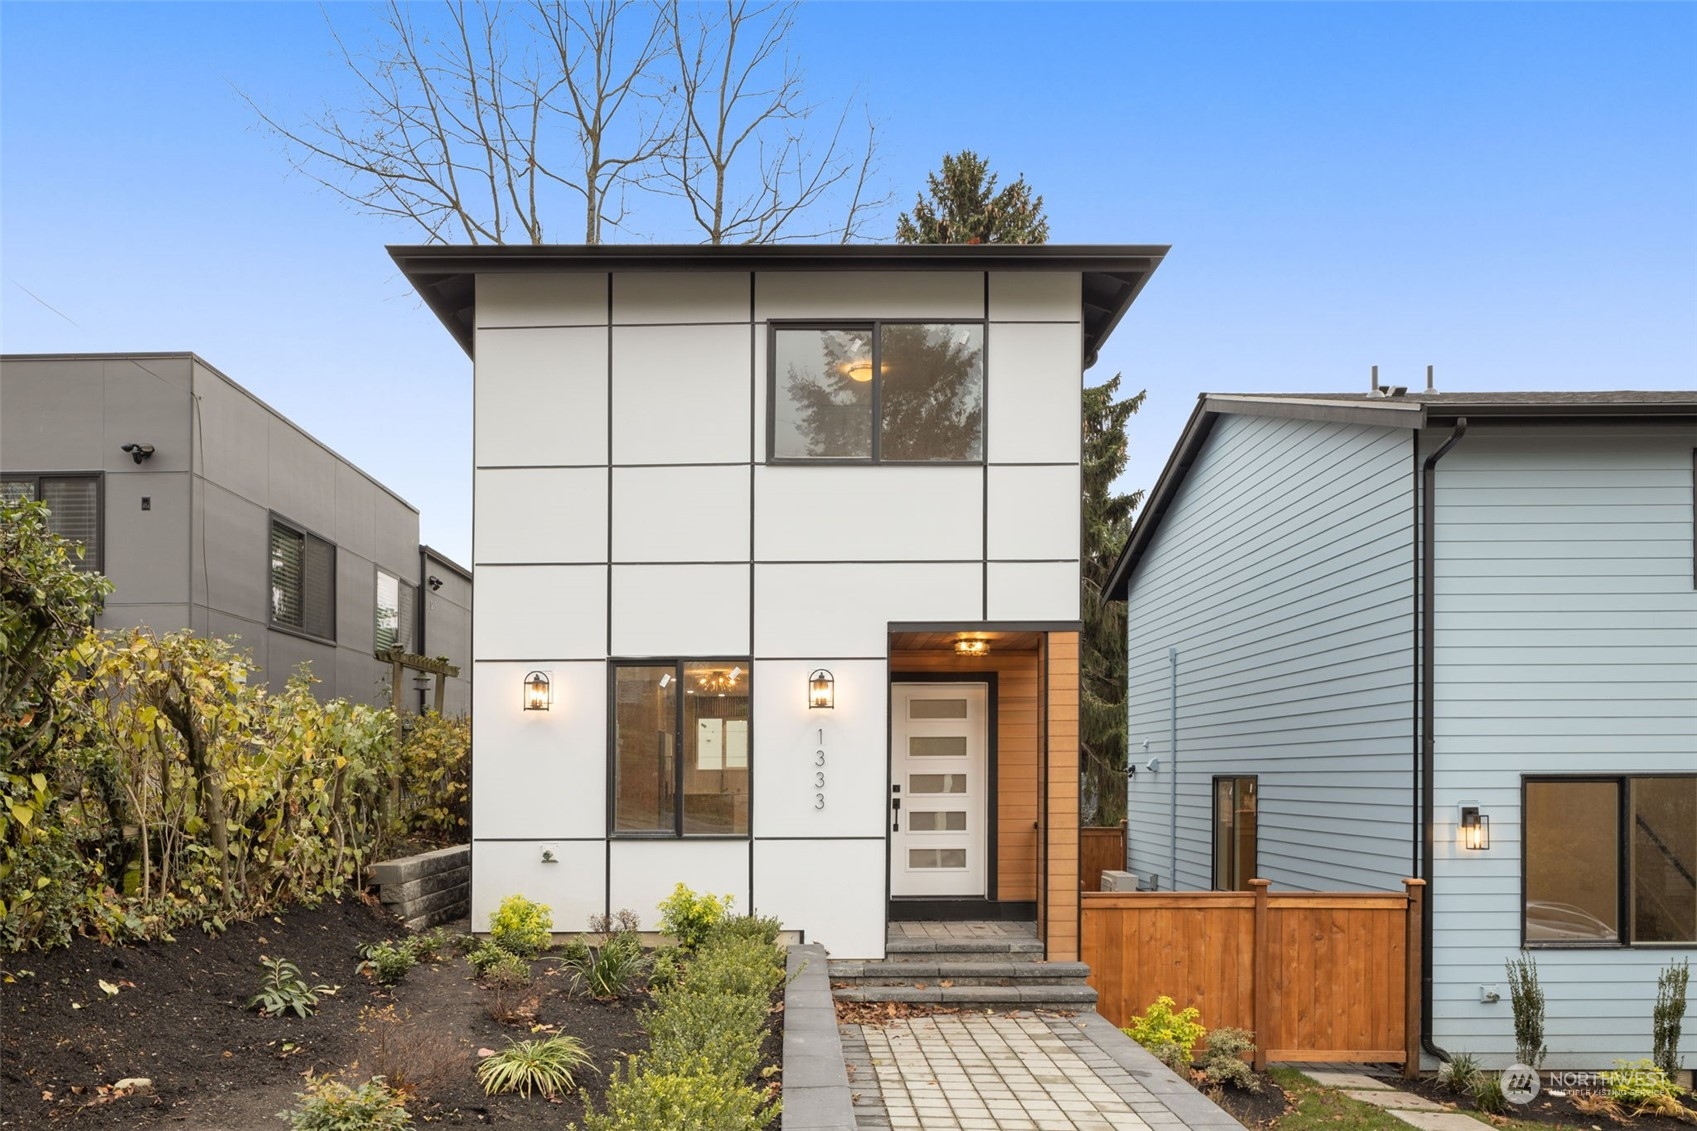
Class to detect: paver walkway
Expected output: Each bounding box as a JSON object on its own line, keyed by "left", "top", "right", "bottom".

{"left": 843, "top": 1010, "right": 1244, "bottom": 1131}
{"left": 1283, "top": 1064, "right": 1482, "bottom": 1131}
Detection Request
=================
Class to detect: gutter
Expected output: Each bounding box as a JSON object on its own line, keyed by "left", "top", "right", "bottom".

{"left": 1417, "top": 417, "right": 1467, "bottom": 1065}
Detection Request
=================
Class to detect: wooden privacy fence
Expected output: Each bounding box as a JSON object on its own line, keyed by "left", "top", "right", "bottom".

{"left": 1080, "top": 826, "right": 1126, "bottom": 892}
{"left": 1081, "top": 878, "right": 1425, "bottom": 1075}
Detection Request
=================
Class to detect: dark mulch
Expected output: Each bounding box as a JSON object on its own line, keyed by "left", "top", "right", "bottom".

{"left": 1401, "top": 1070, "right": 1697, "bottom": 1131}
{"left": 1205, "top": 1073, "right": 1290, "bottom": 1127}
{"left": 0, "top": 897, "right": 701, "bottom": 1129}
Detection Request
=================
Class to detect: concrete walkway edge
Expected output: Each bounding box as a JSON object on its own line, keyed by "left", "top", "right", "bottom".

{"left": 784, "top": 942, "right": 859, "bottom": 1130}
{"left": 1065, "top": 1012, "right": 1250, "bottom": 1131}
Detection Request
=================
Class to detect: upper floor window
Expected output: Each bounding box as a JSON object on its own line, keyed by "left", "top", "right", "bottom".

{"left": 1, "top": 474, "right": 101, "bottom": 570}
{"left": 269, "top": 515, "right": 336, "bottom": 642}
{"left": 769, "top": 322, "right": 985, "bottom": 462}
{"left": 375, "top": 569, "right": 416, "bottom": 653}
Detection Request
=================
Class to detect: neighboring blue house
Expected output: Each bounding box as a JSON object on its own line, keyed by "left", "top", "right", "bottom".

{"left": 1105, "top": 389, "right": 1696, "bottom": 1069}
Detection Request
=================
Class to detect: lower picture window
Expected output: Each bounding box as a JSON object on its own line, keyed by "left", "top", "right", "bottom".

{"left": 1524, "top": 776, "right": 1696, "bottom": 945}
{"left": 611, "top": 660, "right": 749, "bottom": 837}
{"left": 1213, "top": 776, "right": 1258, "bottom": 891}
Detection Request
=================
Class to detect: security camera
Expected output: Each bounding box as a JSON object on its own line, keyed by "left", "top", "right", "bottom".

{"left": 427, "top": 575, "right": 444, "bottom": 592}
{"left": 120, "top": 443, "right": 155, "bottom": 464}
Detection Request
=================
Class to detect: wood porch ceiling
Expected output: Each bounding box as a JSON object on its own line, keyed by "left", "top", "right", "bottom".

{"left": 889, "top": 631, "right": 1043, "bottom": 653}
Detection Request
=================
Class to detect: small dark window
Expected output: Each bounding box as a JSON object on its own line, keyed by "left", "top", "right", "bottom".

{"left": 769, "top": 322, "right": 984, "bottom": 462}
{"left": 269, "top": 516, "right": 336, "bottom": 641}
{"left": 375, "top": 569, "right": 416, "bottom": 653}
{"left": 2, "top": 474, "right": 101, "bottom": 570}
{"left": 1524, "top": 776, "right": 1696, "bottom": 946}
{"left": 611, "top": 660, "right": 750, "bottom": 837}
{"left": 1212, "top": 776, "right": 1258, "bottom": 891}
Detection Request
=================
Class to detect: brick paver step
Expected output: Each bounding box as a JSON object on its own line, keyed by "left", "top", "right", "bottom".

{"left": 832, "top": 982, "right": 1099, "bottom": 1008}
{"left": 830, "top": 959, "right": 1092, "bottom": 987}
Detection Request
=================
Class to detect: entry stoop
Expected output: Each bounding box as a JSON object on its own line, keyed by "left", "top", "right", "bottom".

{"left": 830, "top": 922, "right": 1097, "bottom": 1011}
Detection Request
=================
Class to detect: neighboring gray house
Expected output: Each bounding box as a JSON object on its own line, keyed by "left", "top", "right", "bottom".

{"left": 1105, "top": 389, "right": 1695, "bottom": 1068}
{"left": 0, "top": 352, "right": 471, "bottom": 713}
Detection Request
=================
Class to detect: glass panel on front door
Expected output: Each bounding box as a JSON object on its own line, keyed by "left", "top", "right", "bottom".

{"left": 891, "top": 683, "right": 988, "bottom": 898}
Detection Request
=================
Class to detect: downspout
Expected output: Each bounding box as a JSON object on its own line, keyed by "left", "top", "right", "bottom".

{"left": 417, "top": 546, "right": 429, "bottom": 715}
{"left": 1419, "top": 417, "right": 1467, "bottom": 1065}
{"left": 1168, "top": 646, "right": 1179, "bottom": 891}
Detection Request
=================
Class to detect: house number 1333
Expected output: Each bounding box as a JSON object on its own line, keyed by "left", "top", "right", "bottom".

{"left": 813, "top": 729, "right": 826, "bottom": 809}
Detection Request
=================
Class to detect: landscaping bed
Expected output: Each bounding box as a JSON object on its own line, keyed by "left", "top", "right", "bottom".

{"left": 1, "top": 894, "right": 782, "bottom": 1128}
{"left": 1399, "top": 1068, "right": 1697, "bottom": 1131}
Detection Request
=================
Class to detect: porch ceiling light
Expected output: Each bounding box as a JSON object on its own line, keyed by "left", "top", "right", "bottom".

{"left": 808, "top": 669, "right": 835, "bottom": 709}
{"left": 1458, "top": 804, "right": 1490, "bottom": 851}
{"left": 523, "top": 670, "right": 553, "bottom": 711}
{"left": 954, "top": 638, "right": 990, "bottom": 657}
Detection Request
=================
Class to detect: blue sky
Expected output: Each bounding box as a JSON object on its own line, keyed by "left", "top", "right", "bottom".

{"left": 3, "top": 1, "right": 1693, "bottom": 564}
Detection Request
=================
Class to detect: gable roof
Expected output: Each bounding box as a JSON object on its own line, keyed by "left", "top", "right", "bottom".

{"left": 1104, "top": 389, "right": 1697, "bottom": 600}
{"left": 388, "top": 243, "right": 1167, "bottom": 366}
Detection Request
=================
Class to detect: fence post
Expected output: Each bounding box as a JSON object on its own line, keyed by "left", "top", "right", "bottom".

{"left": 1250, "top": 878, "right": 1271, "bottom": 1072}
{"left": 1403, "top": 878, "right": 1426, "bottom": 1079}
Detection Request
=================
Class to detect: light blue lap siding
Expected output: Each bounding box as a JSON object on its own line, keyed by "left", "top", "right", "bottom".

{"left": 1123, "top": 413, "right": 1415, "bottom": 894}
{"left": 1428, "top": 422, "right": 1697, "bottom": 1069}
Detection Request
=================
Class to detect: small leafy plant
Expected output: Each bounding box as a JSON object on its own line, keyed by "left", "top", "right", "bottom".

{"left": 561, "top": 930, "right": 650, "bottom": 999}
{"left": 281, "top": 1074, "right": 412, "bottom": 1130}
{"left": 1605, "top": 1059, "right": 1685, "bottom": 1107}
{"left": 1438, "top": 1051, "right": 1483, "bottom": 1095}
{"left": 1654, "top": 958, "right": 1690, "bottom": 1078}
{"left": 468, "top": 940, "right": 518, "bottom": 976}
{"left": 1505, "top": 954, "right": 1547, "bottom": 1069}
{"left": 657, "top": 883, "right": 731, "bottom": 951}
{"left": 582, "top": 1062, "right": 776, "bottom": 1131}
{"left": 476, "top": 1035, "right": 594, "bottom": 1098}
{"left": 1199, "top": 1027, "right": 1260, "bottom": 1093}
{"left": 588, "top": 908, "right": 643, "bottom": 935}
{"left": 1471, "top": 1072, "right": 1508, "bottom": 1114}
{"left": 1125, "top": 995, "right": 1205, "bottom": 1072}
{"left": 249, "top": 956, "right": 333, "bottom": 1019}
{"left": 489, "top": 895, "right": 553, "bottom": 957}
{"left": 648, "top": 947, "right": 683, "bottom": 992}
{"left": 355, "top": 1005, "right": 471, "bottom": 1103}
{"left": 357, "top": 941, "right": 418, "bottom": 986}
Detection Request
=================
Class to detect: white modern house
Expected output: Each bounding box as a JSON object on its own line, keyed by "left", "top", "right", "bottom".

{"left": 392, "top": 243, "right": 1165, "bottom": 959}
{"left": 1105, "top": 389, "right": 1696, "bottom": 1067}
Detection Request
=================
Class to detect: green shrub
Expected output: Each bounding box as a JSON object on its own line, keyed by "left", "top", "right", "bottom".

{"left": 561, "top": 930, "right": 649, "bottom": 999}
{"left": 648, "top": 947, "right": 683, "bottom": 992}
{"left": 707, "top": 913, "right": 783, "bottom": 949}
{"left": 1506, "top": 955, "right": 1547, "bottom": 1069}
{"left": 656, "top": 883, "right": 731, "bottom": 951}
{"left": 681, "top": 935, "right": 785, "bottom": 1000}
{"left": 489, "top": 895, "right": 552, "bottom": 957}
{"left": 358, "top": 941, "right": 417, "bottom": 986}
{"left": 486, "top": 953, "right": 533, "bottom": 989}
{"left": 406, "top": 927, "right": 448, "bottom": 964}
{"left": 581, "top": 1061, "right": 777, "bottom": 1131}
{"left": 392, "top": 712, "right": 469, "bottom": 844}
{"left": 1471, "top": 1073, "right": 1508, "bottom": 1114}
{"left": 1125, "top": 996, "right": 1205, "bottom": 1071}
{"left": 281, "top": 1074, "right": 412, "bottom": 1130}
{"left": 249, "top": 956, "right": 333, "bottom": 1018}
{"left": 475, "top": 1035, "right": 593, "bottom": 1099}
{"left": 468, "top": 940, "right": 516, "bottom": 976}
{"left": 1438, "top": 1051, "right": 1483, "bottom": 1095}
{"left": 644, "top": 988, "right": 767, "bottom": 1081}
{"left": 1605, "top": 1060, "right": 1684, "bottom": 1106}
{"left": 1199, "top": 1027, "right": 1259, "bottom": 1093}
{"left": 1654, "top": 958, "right": 1690, "bottom": 1078}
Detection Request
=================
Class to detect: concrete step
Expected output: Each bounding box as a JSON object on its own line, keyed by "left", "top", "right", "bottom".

{"left": 884, "top": 937, "right": 1046, "bottom": 962}
{"left": 829, "top": 959, "right": 1091, "bottom": 987}
{"left": 832, "top": 983, "right": 1098, "bottom": 1009}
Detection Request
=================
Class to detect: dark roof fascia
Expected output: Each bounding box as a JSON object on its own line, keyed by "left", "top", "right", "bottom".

{"left": 387, "top": 243, "right": 1169, "bottom": 362}
{"left": 1103, "top": 396, "right": 1220, "bottom": 601}
{"left": 420, "top": 544, "right": 473, "bottom": 582}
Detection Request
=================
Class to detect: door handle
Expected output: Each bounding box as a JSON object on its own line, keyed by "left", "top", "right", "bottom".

{"left": 891, "top": 797, "right": 900, "bottom": 831}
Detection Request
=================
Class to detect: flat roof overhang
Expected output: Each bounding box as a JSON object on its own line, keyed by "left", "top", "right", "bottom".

{"left": 388, "top": 243, "right": 1168, "bottom": 367}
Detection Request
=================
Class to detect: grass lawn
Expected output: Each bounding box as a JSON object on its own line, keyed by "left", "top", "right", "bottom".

{"left": 1266, "top": 1068, "right": 1597, "bottom": 1131}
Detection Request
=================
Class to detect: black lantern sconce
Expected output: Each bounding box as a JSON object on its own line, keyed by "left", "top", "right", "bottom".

{"left": 523, "top": 670, "right": 553, "bottom": 711}
{"left": 1458, "top": 804, "right": 1490, "bottom": 851}
{"left": 808, "top": 669, "right": 835, "bottom": 710}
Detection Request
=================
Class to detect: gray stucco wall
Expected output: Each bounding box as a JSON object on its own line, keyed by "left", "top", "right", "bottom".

{"left": 1425, "top": 420, "right": 1696, "bottom": 1068}
{"left": 420, "top": 547, "right": 472, "bottom": 716}
{"left": 1122, "top": 412, "right": 1417, "bottom": 894}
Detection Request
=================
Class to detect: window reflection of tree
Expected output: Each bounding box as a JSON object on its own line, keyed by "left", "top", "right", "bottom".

{"left": 783, "top": 325, "right": 983, "bottom": 460}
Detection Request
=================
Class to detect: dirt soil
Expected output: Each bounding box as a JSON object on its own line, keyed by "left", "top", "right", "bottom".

{"left": 1400, "top": 1070, "right": 1697, "bottom": 1131}
{"left": 0, "top": 897, "right": 682, "bottom": 1128}
{"left": 1205, "top": 1073, "right": 1290, "bottom": 1128}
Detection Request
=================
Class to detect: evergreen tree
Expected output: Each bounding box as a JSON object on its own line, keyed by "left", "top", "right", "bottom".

{"left": 1081, "top": 377, "right": 1145, "bottom": 826}
{"left": 895, "top": 150, "right": 1049, "bottom": 244}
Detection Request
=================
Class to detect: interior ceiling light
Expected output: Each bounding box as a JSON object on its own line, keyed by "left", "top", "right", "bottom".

{"left": 954, "top": 639, "right": 990, "bottom": 657}
{"left": 846, "top": 358, "right": 873, "bottom": 382}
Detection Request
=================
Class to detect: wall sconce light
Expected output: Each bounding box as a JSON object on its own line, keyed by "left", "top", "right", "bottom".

{"left": 808, "top": 669, "right": 835, "bottom": 709}
{"left": 954, "top": 638, "right": 989, "bottom": 657}
{"left": 1144, "top": 757, "right": 1161, "bottom": 774}
{"left": 523, "top": 670, "right": 552, "bottom": 711}
{"left": 1459, "top": 804, "right": 1490, "bottom": 851}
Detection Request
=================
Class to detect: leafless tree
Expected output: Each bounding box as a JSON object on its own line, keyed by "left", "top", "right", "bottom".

{"left": 245, "top": 0, "right": 883, "bottom": 244}
{"left": 663, "top": 0, "right": 884, "bottom": 243}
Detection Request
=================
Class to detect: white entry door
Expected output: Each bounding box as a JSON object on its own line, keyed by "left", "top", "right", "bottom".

{"left": 890, "top": 683, "right": 988, "bottom": 897}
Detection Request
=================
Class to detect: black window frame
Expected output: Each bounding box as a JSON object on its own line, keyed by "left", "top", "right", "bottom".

{"left": 765, "top": 318, "right": 988, "bottom": 465}
{"left": 1211, "top": 775, "right": 1258, "bottom": 891}
{"left": 267, "top": 512, "right": 338, "bottom": 644}
{"left": 606, "top": 657, "right": 753, "bottom": 840}
{"left": 1521, "top": 773, "right": 1697, "bottom": 949}
{"left": 1, "top": 471, "right": 104, "bottom": 572}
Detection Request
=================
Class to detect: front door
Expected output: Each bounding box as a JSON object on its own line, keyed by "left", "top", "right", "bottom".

{"left": 890, "top": 683, "right": 988, "bottom": 897}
